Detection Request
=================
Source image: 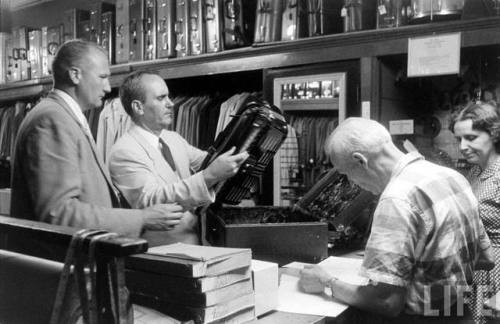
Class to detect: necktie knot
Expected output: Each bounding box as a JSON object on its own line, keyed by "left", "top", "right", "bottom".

{"left": 159, "top": 138, "right": 177, "bottom": 171}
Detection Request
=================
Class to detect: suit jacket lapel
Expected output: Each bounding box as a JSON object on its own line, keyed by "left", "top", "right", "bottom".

{"left": 48, "top": 91, "right": 120, "bottom": 203}
{"left": 47, "top": 91, "right": 90, "bottom": 136}
{"left": 129, "top": 126, "right": 179, "bottom": 183}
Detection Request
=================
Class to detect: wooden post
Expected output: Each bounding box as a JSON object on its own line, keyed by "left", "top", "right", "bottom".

{"left": 360, "top": 56, "right": 381, "bottom": 120}
{"left": 0, "top": 0, "right": 11, "bottom": 33}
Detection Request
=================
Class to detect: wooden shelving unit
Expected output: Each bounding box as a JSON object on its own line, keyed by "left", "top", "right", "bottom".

{"left": 0, "top": 16, "right": 498, "bottom": 102}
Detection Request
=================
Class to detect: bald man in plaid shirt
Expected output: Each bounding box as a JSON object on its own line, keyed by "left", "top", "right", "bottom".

{"left": 299, "top": 118, "right": 494, "bottom": 323}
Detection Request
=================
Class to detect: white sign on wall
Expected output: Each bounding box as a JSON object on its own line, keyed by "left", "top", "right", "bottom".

{"left": 361, "top": 101, "right": 370, "bottom": 119}
{"left": 407, "top": 33, "right": 461, "bottom": 77}
{"left": 389, "top": 119, "right": 414, "bottom": 135}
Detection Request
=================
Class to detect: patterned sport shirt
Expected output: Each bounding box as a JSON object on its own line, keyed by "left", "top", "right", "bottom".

{"left": 359, "top": 152, "right": 491, "bottom": 315}
{"left": 467, "top": 157, "right": 500, "bottom": 245}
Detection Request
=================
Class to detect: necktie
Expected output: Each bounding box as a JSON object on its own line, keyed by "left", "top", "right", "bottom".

{"left": 159, "top": 138, "right": 177, "bottom": 171}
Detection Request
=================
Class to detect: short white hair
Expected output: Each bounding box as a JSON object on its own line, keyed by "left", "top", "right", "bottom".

{"left": 325, "top": 117, "right": 392, "bottom": 166}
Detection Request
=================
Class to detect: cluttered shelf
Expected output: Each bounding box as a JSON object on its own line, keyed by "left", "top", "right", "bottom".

{"left": 0, "top": 16, "right": 499, "bottom": 102}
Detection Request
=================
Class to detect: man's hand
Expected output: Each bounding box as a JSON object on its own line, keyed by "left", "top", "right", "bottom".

{"left": 142, "top": 203, "right": 184, "bottom": 231}
{"left": 300, "top": 266, "right": 406, "bottom": 318}
{"left": 299, "top": 264, "right": 335, "bottom": 293}
{"left": 202, "top": 147, "right": 249, "bottom": 188}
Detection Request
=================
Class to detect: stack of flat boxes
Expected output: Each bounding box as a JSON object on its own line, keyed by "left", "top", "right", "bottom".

{"left": 126, "top": 245, "right": 256, "bottom": 323}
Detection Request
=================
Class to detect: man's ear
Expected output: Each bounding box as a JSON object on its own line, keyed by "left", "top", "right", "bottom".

{"left": 131, "top": 99, "right": 144, "bottom": 117}
{"left": 352, "top": 152, "right": 368, "bottom": 169}
{"left": 67, "top": 67, "right": 81, "bottom": 85}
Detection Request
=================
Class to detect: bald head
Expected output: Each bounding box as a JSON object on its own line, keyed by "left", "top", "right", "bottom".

{"left": 325, "top": 117, "right": 392, "bottom": 166}
{"left": 119, "top": 71, "right": 156, "bottom": 119}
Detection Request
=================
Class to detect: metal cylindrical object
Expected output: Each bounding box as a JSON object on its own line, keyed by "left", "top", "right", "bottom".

{"left": 410, "top": 0, "right": 464, "bottom": 21}
{"left": 377, "top": 0, "right": 411, "bottom": 28}
{"left": 343, "top": 0, "right": 363, "bottom": 32}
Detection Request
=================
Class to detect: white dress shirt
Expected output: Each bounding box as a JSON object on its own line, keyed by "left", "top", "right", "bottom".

{"left": 53, "top": 89, "right": 93, "bottom": 138}
{"left": 133, "top": 126, "right": 164, "bottom": 155}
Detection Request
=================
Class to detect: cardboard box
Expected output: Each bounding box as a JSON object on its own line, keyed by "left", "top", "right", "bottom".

{"left": 206, "top": 168, "right": 375, "bottom": 266}
{"left": 207, "top": 206, "right": 328, "bottom": 266}
{"left": 251, "top": 259, "right": 278, "bottom": 317}
{"left": 0, "top": 188, "right": 11, "bottom": 216}
{"left": 0, "top": 32, "right": 9, "bottom": 84}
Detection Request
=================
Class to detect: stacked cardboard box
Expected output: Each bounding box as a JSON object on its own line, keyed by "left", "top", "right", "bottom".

{"left": 251, "top": 260, "right": 278, "bottom": 317}
{"left": 0, "top": 188, "right": 11, "bottom": 215}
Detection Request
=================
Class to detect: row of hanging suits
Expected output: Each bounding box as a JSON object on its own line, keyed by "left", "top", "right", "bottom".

{"left": 0, "top": 94, "right": 335, "bottom": 167}
{"left": 290, "top": 115, "right": 338, "bottom": 168}
{"left": 172, "top": 95, "right": 220, "bottom": 151}
{"left": 277, "top": 115, "right": 338, "bottom": 204}
{"left": 0, "top": 91, "right": 264, "bottom": 169}
{"left": 0, "top": 102, "right": 34, "bottom": 163}
{"left": 94, "top": 92, "right": 260, "bottom": 164}
{"left": 173, "top": 92, "right": 262, "bottom": 151}
{"left": 0, "top": 92, "right": 337, "bottom": 202}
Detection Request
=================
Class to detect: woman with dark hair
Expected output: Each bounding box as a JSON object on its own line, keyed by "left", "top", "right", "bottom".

{"left": 452, "top": 102, "right": 500, "bottom": 323}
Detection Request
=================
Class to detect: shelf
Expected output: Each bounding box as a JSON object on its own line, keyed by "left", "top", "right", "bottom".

{"left": 0, "top": 16, "right": 499, "bottom": 102}
{"left": 10, "top": 0, "right": 53, "bottom": 11}
{"left": 281, "top": 98, "right": 339, "bottom": 111}
{"left": 0, "top": 64, "right": 133, "bottom": 101}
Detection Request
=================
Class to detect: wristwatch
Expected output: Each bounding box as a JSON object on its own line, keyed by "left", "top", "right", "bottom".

{"left": 326, "top": 276, "right": 338, "bottom": 298}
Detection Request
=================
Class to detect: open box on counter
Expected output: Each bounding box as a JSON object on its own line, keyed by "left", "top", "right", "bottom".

{"left": 206, "top": 205, "right": 328, "bottom": 266}
{"left": 200, "top": 96, "right": 376, "bottom": 265}
{"left": 206, "top": 168, "right": 376, "bottom": 266}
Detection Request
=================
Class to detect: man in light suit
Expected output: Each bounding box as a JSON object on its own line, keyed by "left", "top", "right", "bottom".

{"left": 108, "top": 71, "right": 249, "bottom": 245}
{"left": 10, "top": 40, "right": 183, "bottom": 257}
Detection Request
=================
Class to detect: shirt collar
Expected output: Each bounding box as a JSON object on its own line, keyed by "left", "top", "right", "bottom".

{"left": 390, "top": 151, "right": 424, "bottom": 180}
{"left": 53, "top": 89, "right": 89, "bottom": 129}
{"left": 134, "top": 125, "right": 163, "bottom": 150}
{"left": 478, "top": 156, "right": 500, "bottom": 181}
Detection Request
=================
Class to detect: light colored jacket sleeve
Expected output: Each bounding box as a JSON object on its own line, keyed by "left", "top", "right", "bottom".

{"left": 108, "top": 133, "right": 215, "bottom": 209}
{"left": 11, "top": 104, "right": 145, "bottom": 237}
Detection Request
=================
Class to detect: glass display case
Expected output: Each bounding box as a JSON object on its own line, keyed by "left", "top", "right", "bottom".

{"left": 271, "top": 72, "right": 347, "bottom": 206}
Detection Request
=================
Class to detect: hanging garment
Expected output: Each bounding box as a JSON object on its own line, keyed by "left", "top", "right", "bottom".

{"left": 96, "top": 97, "right": 132, "bottom": 164}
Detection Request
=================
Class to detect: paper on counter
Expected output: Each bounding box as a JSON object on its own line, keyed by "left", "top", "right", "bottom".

{"left": 276, "top": 273, "right": 348, "bottom": 317}
{"left": 276, "top": 256, "right": 369, "bottom": 317}
{"left": 317, "top": 256, "right": 369, "bottom": 286}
